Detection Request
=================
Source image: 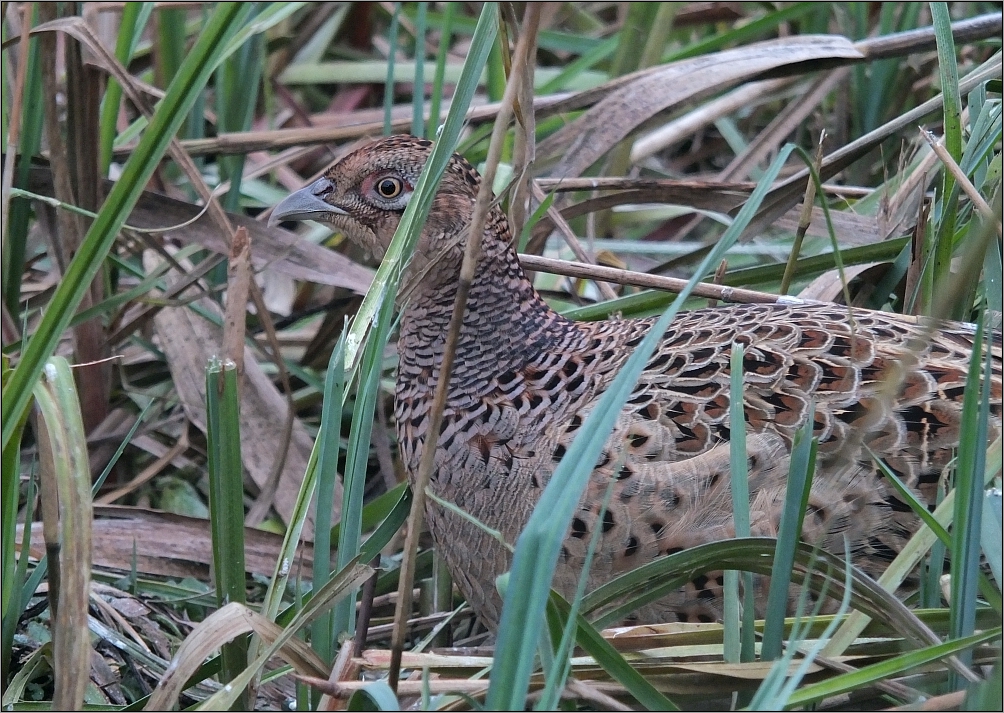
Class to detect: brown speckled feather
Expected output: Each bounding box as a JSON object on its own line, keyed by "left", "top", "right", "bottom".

{"left": 273, "top": 135, "right": 1003, "bottom": 629}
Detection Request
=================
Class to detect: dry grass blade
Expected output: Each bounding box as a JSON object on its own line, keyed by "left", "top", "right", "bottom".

{"left": 527, "top": 178, "right": 754, "bottom": 251}
{"left": 0, "top": 3, "right": 34, "bottom": 255}
{"left": 32, "top": 358, "right": 92, "bottom": 709}
{"left": 539, "top": 35, "right": 863, "bottom": 179}
{"left": 630, "top": 75, "right": 800, "bottom": 163}
{"left": 116, "top": 93, "right": 575, "bottom": 158}
{"left": 145, "top": 602, "right": 328, "bottom": 711}
{"left": 721, "top": 67, "right": 851, "bottom": 182}
{"left": 854, "top": 11, "right": 1002, "bottom": 59}
{"left": 315, "top": 639, "right": 360, "bottom": 710}
{"left": 798, "top": 264, "right": 885, "bottom": 303}
{"left": 36, "top": 7, "right": 110, "bottom": 433}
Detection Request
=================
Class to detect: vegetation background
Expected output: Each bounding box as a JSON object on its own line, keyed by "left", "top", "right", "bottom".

{"left": 1, "top": 1, "right": 1001, "bottom": 710}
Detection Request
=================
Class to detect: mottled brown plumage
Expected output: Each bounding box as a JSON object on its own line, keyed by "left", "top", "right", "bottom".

{"left": 272, "top": 135, "right": 1003, "bottom": 629}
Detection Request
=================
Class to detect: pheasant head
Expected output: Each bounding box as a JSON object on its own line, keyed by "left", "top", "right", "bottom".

{"left": 270, "top": 135, "right": 489, "bottom": 287}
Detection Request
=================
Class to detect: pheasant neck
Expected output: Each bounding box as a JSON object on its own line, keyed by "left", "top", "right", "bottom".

{"left": 398, "top": 238, "right": 579, "bottom": 400}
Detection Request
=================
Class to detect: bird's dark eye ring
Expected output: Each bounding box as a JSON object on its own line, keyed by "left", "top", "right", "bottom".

{"left": 376, "top": 177, "right": 403, "bottom": 199}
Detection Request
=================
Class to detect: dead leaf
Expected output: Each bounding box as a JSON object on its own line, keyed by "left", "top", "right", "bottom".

{"left": 798, "top": 263, "right": 887, "bottom": 304}
{"left": 17, "top": 505, "right": 326, "bottom": 580}
{"left": 142, "top": 250, "right": 338, "bottom": 534}
{"left": 539, "top": 35, "right": 863, "bottom": 179}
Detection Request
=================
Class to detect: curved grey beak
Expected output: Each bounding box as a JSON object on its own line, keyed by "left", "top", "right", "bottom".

{"left": 268, "top": 178, "right": 347, "bottom": 227}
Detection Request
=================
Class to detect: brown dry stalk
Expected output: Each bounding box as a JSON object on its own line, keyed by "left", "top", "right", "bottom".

{"left": 779, "top": 130, "right": 827, "bottom": 297}
{"left": 920, "top": 127, "right": 1003, "bottom": 237}
{"left": 516, "top": 253, "right": 816, "bottom": 307}
{"left": 223, "top": 227, "right": 252, "bottom": 377}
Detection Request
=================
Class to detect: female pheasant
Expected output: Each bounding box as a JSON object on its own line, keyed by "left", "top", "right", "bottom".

{"left": 271, "top": 135, "right": 1003, "bottom": 628}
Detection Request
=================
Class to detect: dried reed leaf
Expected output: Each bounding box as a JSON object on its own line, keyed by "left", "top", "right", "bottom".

{"left": 539, "top": 35, "right": 863, "bottom": 179}
{"left": 772, "top": 206, "right": 884, "bottom": 245}
{"left": 145, "top": 602, "right": 328, "bottom": 711}
{"left": 798, "top": 263, "right": 884, "bottom": 304}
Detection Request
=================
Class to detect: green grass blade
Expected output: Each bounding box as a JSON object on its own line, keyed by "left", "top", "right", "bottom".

{"left": 867, "top": 447, "right": 1002, "bottom": 613}
{"left": 518, "top": 191, "right": 554, "bottom": 252}
{"left": 750, "top": 543, "right": 855, "bottom": 709}
{"left": 333, "top": 304, "right": 394, "bottom": 640}
{"left": 275, "top": 484, "right": 412, "bottom": 629}
{"left": 726, "top": 343, "right": 756, "bottom": 664}
{"left": 4, "top": 4, "right": 44, "bottom": 316}
{"left": 205, "top": 358, "right": 249, "bottom": 709}
{"left": 485, "top": 14, "right": 506, "bottom": 103}
{"left": 0, "top": 360, "right": 28, "bottom": 621}
{"left": 311, "top": 333, "right": 347, "bottom": 665}
{"left": 546, "top": 593, "right": 678, "bottom": 711}
{"left": 347, "top": 681, "right": 401, "bottom": 710}
{"left": 154, "top": 6, "right": 186, "bottom": 88}
{"left": 416, "top": 7, "right": 601, "bottom": 55}
{"left": 2, "top": 2, "right": 253, "bottom": 452}
{"left": 216, "top": 8, "right": 265, "bottom": 212}
{"left": 963, "top": 655, "right": 1002, "bottom": 710}
{"left": 786, "top": 627, "right": 1001, "bottom": 708}
{"left": 0, "top": 359, "right": 31, "bottom": 684}
{"left": 761, "top": 412, "right": 817, "bottom": 661}
{"left": 538, "top": 35, "right": 616, "bottom": 95}
{"left": 412, "top": 1, "right": 427, "bottom": 138}
{"left": 927, "top": 2, "right": 965, "bottom": 315}
{"left": 92, "top": 399, "right": 156, "bottom": 494}
{"left": 823, "top": 438, "right": 1003, "bottom": 657}
{"left": 538, "top": 485, "right": 614, "bottom": 710}
{"left": 99, "top": 2, "right": 153, "bottom": 174}
{"left": 950, "top": 314, "right": 991, "bottom": 670}
{"left": 664, "top": 3, "right": 817, "bottom": 63}
{"left": 427, "top": 0, "right": 455, "bottom": 137}
{"left": 218, "top": 2, "right": 305, "bottom": 60}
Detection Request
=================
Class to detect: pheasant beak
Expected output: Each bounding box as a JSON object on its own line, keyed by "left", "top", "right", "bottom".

{"left": 268, "top": 178, "right": 347, "bottom": 227}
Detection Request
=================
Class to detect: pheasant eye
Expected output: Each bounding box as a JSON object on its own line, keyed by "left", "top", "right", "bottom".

{"left": 376, "top": 177, "right": 403, "bottom": 198}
